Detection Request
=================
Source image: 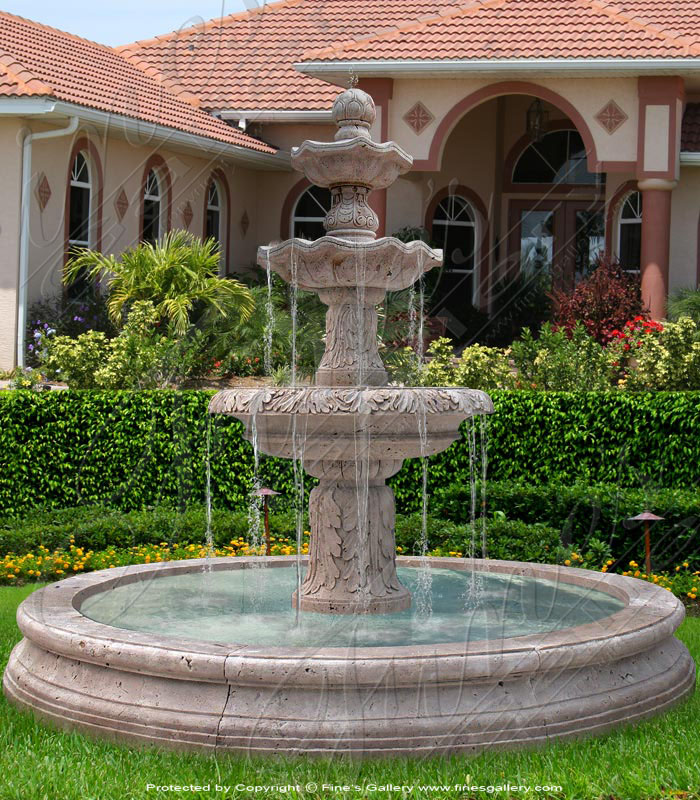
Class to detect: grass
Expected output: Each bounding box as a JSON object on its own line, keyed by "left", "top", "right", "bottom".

{"left": 0, "top": 585, "right": 698, "bottom": 800}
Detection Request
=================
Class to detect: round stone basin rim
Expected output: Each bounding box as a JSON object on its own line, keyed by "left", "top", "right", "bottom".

{"left": 14, "top": 557, "right": 684, "bottom": 689}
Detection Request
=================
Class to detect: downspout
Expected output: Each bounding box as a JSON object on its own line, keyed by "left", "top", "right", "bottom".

{"left": 17, "top": 116, "right": 79, "bottom": 368}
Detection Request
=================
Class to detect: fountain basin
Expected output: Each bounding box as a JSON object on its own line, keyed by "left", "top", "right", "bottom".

{"left": 260, "top": 238, "right": 442, "bottom": 293}
{"left": 209, "top": 386, "right": 493, "bottom": 463}
{"left": 4, "top": 557, "right": 694, "bottom": 756}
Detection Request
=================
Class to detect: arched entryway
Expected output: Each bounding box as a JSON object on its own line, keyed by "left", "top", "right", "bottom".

{"left": 416, "top": 87, "right": 608, "bottom": 340}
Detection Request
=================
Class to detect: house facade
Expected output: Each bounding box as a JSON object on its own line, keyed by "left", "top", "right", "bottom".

{"left": 2, "top": 0, "right": 700, "bottom": 370}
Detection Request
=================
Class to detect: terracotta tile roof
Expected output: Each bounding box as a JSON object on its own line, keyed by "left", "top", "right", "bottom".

{"left": 0, "top": 11, "right": 276, "bottom": 153}
{"left": 117, "top": 0, "right": 464, "bottom": 111}
{"left": 302, "top": 0, "right": 700, "bottom": 62}
{"left": 682, "top": 102, "right": 700, "bottom": 151}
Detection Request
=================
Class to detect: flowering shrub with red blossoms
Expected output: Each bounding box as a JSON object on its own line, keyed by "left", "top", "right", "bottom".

{"left": 607, "top": 316, "right": 664, "bottom": 352}
{"left": 608, "top": 315, "right": 700, "bottom": 390}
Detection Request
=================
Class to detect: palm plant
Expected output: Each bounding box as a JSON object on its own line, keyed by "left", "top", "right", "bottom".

{"left": 668, "top": 287, "right": 700, "bottom": 324}
{"left": 65, "top": 231, "right": 255, "bottom": 336}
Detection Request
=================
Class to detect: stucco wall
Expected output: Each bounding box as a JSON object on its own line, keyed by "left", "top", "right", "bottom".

{"left": 24, "top": 127, "right": 266, "bottom": 309}
{"left": 388, "top": 76, "right": 639, "bottom": 167}
{"left": 0, "top": 117, "right": 22, "bottom": 371}
{"left": 670, "top": 167, "right": 700, "bottom": 292}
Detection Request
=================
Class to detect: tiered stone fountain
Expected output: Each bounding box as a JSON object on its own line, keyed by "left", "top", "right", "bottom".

{"left": 3, "top": 89, "right": 694, "bottom": 757}
{"left": 209, "top": 87, "right": 493, "bottom": 614}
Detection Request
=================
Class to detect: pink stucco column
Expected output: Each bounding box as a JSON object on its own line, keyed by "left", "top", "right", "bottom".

{"left": 359, "top": 78, "right": 393, "bottom": 238}
{"left": 639, "top": 178, "right": 676, "bottom": 320}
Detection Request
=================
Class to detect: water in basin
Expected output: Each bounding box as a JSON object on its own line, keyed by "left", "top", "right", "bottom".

{"left": 79, "top": 565, "right": 624, "bottom": 648}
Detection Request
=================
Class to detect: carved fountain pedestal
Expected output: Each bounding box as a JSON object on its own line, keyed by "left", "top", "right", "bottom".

{"left": 209, "top": 87, "right": 493, "bottom": 613}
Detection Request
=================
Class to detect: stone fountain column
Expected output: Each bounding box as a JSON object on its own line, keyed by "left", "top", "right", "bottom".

{"left": 296, "top": 458, "right": 409, "bottom": 613}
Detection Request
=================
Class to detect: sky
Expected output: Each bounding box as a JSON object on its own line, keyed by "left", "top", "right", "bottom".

{"left": 1, "top": 0, "right": 263, "bottom": 46}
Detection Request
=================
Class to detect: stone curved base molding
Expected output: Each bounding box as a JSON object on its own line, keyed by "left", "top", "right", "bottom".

{"left": 4, "top": 558, "right": 695, "bottom": 757}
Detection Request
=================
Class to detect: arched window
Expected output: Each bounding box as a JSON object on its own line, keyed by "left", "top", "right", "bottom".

{"left": 430, "top": 193, "right": 479, "bottom": 313}
{"left": 617, "top": 191, "right": 642, "bottom": 273}
{"left": 432, "top": 194, "right": 477, "bottom": 274}
{"left": 205, "top": 180, "right": 222, "bottom": 243}
{"left": 291, "top": 186, "right": 332, "bottom": 239}
{"left": 142, "top": 169, "right": 162, "bottom": 244}
{"left": 513, "top": 130, "right": 603, "bottom": 186}
{"left": 68, "top": 152, "right": 91, "bottom": 250}
{"left": 66, "top": 152, "right": 92, "bottom": 299}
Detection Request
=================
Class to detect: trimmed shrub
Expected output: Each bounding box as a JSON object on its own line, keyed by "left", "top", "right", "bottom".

{"left": 434, "top": 482, "right": 700, "bottom": 568}
{"left": 0, "top": 505, "right": 299, "bottom": 556}
{"left": 1, "top": 505, "right": 560, "bottom": 567}
{"left": 0, "top": 391, "right": 699, "bottom": 518}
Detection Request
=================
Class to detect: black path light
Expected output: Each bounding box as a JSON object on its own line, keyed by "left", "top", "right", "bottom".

{"left": 627, "top": 511, "right": 665, "bottom": 577}
{"left": 254, "top": 487, "right": 281, "bottom": 556}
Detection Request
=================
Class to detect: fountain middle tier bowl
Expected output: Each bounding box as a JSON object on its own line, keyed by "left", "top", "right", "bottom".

{"left": 260, "top": 237, "right": 442, "bottom": 293}
{"left": 4, "top": 558, "right": 694, "bottom": 756}
{"left": 209, "top": 386, "right": 494, "bottom": 462}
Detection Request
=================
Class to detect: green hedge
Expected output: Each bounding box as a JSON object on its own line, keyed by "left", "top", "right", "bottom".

{"left": 435, "top": 482, "right": 700, "bottom": 567}
{"left": 0, "top": 504, "right": 561, "bottom": 566}
{"left": 0, "top": 390, "right": 699, "bottom": 517}
{"left": 0, "top": 505, "right": 297, "bottom": 556}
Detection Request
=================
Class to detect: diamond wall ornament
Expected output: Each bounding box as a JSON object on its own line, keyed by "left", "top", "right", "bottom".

{"left": 114, "top": 188, "right": 129, "bottom": 221}
{"left": 36, "top": 173, "right": 51, "bottom": 210}
{"left": 403, "top": 101, "right": 434, "bottom": 135}
{"left": 181, "top": 201, "right": 193, "bottom": 229}
{"left": 595, "top": 100, "right": 628, "bottom": 135}
{"left": 240, "top": 210, "right": 250, "bottom": 237}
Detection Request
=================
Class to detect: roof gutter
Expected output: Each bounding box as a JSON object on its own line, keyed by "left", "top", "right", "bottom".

{"left": 215, "top": 110, "right": 334, "bottom": 124}
{"left": 296, "top": 58, "right": 700, "bottom": 79}
{"left": 17, "top": 115, "right": 79, "bottom": 369}
{"left": 49, "top": 101, "right": 290, "bottom": 169}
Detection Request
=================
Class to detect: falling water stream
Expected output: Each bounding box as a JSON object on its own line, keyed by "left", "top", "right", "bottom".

{"left": 203, "top": 415, "right": 215, "bottom": 586}
{"left": 289, "top": 241, "right": 306, "bottom": 621}
{"left": 263, "top": 250, "right": 274, "bottom": 375}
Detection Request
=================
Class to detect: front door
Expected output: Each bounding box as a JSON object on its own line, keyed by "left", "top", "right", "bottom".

{"left": 509, "top": 198, "right": 605, "bottom": 291}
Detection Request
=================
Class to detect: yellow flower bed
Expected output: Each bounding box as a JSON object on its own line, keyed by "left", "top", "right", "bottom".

{"left": 2, "top": 537, "right": 697, "bottom": 606}
{"left": 1, "top": 533, "right": 311, "bottom": 584}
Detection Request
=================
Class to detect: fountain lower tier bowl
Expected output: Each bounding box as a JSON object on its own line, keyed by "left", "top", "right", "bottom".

{"left": 260, "top": 237, "right": 442, "bottom": 293}
{"left": 4, "top": 557, "right": 694, "bottom": 757}
{"left": 208, "top": 386, "right": 494, "bottom": 463}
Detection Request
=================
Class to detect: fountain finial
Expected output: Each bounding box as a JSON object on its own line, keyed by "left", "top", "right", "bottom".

{"left": 332, "top": 88, "right": 376, "bottom": 141}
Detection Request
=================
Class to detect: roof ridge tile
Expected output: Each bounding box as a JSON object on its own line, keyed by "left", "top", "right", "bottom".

{"left": 300, "top": 0, "right": 506, "bottom": 61}
{"left": 116, "top": 0, "right": 306, "bottom": 51}
{"left": 0, "top": 9, "right": 115, "bottom": 52}
{"left": 585, "top": 0, "right": 700, "bottom": 56}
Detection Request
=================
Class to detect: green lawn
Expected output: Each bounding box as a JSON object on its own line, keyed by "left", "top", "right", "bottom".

{"left": 0, "top": 585, "right": 698, "bottom": 800}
